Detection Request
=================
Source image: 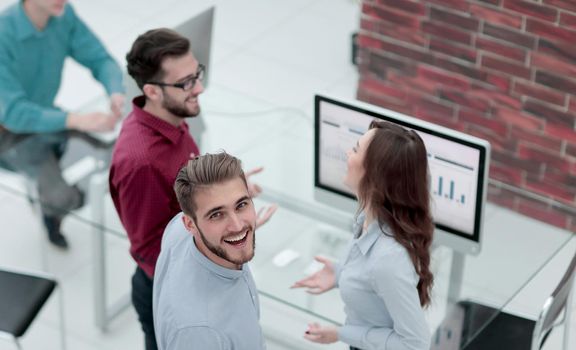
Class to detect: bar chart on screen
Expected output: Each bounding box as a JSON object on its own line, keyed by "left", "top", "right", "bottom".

{"left": 428, "top": 150, "right": 477, "bottom": 235}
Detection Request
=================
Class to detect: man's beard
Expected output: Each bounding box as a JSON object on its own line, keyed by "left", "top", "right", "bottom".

{"left": 162, "top": 93, "right": 200, "bottom": 118}
{"left": 196, "top": 225, "right": 256, "bottom": 266}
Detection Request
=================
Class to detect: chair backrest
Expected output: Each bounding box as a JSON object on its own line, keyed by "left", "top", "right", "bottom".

{"left": 0, "top": 269, "right": 57, "bottom": 337}
{"left": 531, "top": 249, "right": 576, "bottom": 350}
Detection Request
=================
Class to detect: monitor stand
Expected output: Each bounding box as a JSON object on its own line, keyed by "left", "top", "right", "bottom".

{"left": 431, "top": 243, "right": 466, "bottom": 305}
{"left": 448, "top": 251, "right": 465, "bottom": 303}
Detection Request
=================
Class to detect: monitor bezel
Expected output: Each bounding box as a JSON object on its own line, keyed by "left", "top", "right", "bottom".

{"left": 314, "top": 94, "right": 489, "bottom": 247}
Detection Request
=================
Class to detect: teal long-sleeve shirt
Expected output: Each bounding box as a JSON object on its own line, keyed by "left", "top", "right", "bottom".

{"left": 0, "top": 2, "right": 123, "bottom": 133}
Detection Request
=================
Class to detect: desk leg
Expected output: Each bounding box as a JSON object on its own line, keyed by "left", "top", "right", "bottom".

{"left": 448, "top": 251, "right": 465, "bottom": 304}
{"left": 89, "top": 172, "right": 133, "bottom": 332}
{"left": 90, "top": 172, "right": 108, "bottom": 332}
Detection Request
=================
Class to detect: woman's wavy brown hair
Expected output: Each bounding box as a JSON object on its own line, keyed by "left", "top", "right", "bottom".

{"left": 358, "top": 120, "right": 434, "bottom": 307}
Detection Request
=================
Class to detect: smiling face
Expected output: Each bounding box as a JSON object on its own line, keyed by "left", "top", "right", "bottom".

{"left": 183, "top": 177, "right": 256, "bottom": 270}
{"left": 158, "top": 52, "right": 204, "bottom": 118}
{"left": 344, "top": 129, "right": 375, "bottom": 194}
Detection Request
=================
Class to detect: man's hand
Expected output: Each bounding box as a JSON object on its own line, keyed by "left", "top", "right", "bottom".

{"left": 245, "top": 167, "right": 263, "bottom": 197}
{"left": 110, "top": 93, "right": 125, "bottom": 119}
{"left": 244, "top": 166, "right": 277, "bottom": 228}
{"left": 304, "top": 323, "right": 339, "bottom": 344}
{"left": 256, "top": 204, "right": 278, "bottom": 228}
{"left": 66, "top": 112, "right": 119, "bottom": 132}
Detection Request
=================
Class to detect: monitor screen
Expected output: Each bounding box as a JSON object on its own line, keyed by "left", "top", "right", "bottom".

{"left": 314, "top": 95, "right": 491, "bottom": 254}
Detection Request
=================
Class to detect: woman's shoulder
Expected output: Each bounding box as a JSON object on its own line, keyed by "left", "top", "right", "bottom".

{"left": 369, "top": 232, "right": 416, "bottom": 278}
{"left": 374, "top": 234, "right": 410, "bottom": 260}
{"left": 370, "top": 223, "right": 406, "bottom": 255}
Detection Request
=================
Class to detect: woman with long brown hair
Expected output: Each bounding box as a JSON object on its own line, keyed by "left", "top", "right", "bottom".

{"left": 292, "top": 120, "right": 434, "bottom": 350}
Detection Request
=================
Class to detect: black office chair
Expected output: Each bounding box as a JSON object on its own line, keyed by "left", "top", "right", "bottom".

{"left": 433, "top": 249, "right": 576, "bottom": 350}
{"left": 0, "top": 268, "right": 66, "bottom": 349}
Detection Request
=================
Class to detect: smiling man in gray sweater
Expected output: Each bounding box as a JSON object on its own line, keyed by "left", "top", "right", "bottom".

{"left": 153, "top": 152, "right": 267, "bottom": 350}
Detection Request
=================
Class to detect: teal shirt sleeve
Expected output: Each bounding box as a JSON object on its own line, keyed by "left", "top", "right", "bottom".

{"left": 0, "top": 35, "right": 67, "bottom": 132}
{"left": 0, "top": 3, "right": 123, "bottom": 133}
{"left": 66, "top": 5, "right": 124, "bottom": 95}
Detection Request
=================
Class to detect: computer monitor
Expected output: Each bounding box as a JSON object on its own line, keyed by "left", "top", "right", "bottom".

{"left": 90, "top": 6, "right": 215, "bottom": 146}
{"left": 314, "top": 94, "right": 491, "bottom": 255}
{"left": 123, "top": 6, "right": 214, "bottom": 105}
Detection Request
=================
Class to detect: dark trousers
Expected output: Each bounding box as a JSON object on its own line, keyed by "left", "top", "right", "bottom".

{"left": 132, "top": 266, "right": 158, "bottom": 350}
{"left": 0, "top": 131, "right": 83, "bottom": 218}
{"left": 350, "top": 347, "right": 363, "bottom": 350}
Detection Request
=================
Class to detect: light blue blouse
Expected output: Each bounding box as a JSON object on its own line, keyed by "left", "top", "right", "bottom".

{"left": 336, "top": 212, "right": 431, "bottom": 350}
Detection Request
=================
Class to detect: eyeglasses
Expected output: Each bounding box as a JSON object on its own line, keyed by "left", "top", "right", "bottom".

{"left": 147, "top": 64, "right": 205, "bottom": 91}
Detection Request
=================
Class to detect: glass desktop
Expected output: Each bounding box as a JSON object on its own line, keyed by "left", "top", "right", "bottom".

{"left": 0, "top": 94, "right": 573, "bottom": 349}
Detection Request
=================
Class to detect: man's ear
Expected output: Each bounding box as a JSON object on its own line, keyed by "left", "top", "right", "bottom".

{"left": 142, "top": 84, "right": 161, "bottom": 101}
{"left": 182, "top": 214, "right": 197, "bottom": 235}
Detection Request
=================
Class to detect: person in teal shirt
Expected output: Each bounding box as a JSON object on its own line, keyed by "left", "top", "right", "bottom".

{"left": 0, "top": 0, "right": 125, "bottom": 248}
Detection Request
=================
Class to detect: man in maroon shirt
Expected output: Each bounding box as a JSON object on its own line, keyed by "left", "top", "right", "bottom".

{"left": 109, "top": 29, "right": 275, "bottom": 350}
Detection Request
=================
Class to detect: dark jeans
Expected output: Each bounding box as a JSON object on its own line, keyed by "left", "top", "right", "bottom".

{"left": 132, "top": 267, "right": 158, "bottom": 350}
{"left": 350, "top": 347, "right": 363, "bottom": 350}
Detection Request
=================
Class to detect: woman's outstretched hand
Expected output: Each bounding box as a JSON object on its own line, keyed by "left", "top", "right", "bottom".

{"left": 290, "top": 256, "right": 336, "bottom": 294}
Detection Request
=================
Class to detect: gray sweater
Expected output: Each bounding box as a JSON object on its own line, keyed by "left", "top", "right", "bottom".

{"left": 153, "top": 213, "right": 265, "bottom": 350}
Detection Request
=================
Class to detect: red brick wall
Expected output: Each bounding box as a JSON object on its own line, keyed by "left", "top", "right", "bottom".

{"left": 356, "top": 0, "right": 576, "bottom": 231}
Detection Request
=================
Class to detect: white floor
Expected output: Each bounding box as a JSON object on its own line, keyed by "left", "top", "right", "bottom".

{"left": 0, "top": 0, "right": 575, "bottom": 349}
